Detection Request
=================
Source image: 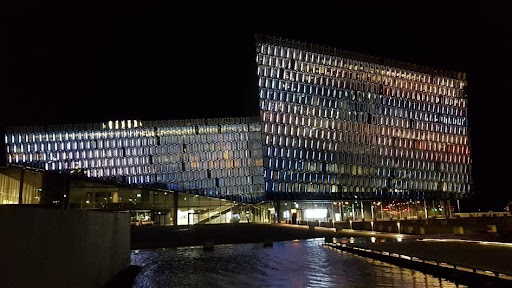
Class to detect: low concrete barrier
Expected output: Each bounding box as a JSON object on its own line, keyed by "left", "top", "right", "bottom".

{"left": 0, "top": 206, "right": 130, "bottom": 288}
{"left": 331, "top": 216, "right": 512, "bottom": 235}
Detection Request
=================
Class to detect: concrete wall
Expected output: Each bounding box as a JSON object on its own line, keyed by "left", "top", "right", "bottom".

{"left": 0, "top": 206, "right": 130, "bottom": 288}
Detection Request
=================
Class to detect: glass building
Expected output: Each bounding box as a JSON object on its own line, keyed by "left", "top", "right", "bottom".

{"left": 5, "top": 117, "right": 265, "bottom": 202}
{"left": 2, "top": 35, "right": 472, "bottom": 223}
{"left": 257, "top": 35, "right": 471, "bottom": 203}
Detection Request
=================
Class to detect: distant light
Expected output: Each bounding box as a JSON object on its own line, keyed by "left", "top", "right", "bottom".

{"left": 304, "top": 208, "right": 327, "bottom": 219}
{"left": 137, "top": 194, "right": 141, "bottom": 198}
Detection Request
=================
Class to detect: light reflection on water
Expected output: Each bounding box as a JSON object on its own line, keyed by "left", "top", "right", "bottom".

{"left": 131, "top": 238, "right": 467, "bottom": 288}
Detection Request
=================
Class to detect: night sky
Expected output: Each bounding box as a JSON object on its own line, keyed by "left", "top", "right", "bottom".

{"left": 3, "top": 1, "right": 511, "bottom": 211}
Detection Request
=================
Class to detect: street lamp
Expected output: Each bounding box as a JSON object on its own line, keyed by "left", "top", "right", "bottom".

{"left": 397, "top": 221, "right": 401, "bottom": 234}
{"left": 164, "top": 192, "right": 167, "bottom": 226}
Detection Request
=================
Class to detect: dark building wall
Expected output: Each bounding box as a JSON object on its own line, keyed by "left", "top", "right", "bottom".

{"left": 0, "top": 206, "right": 130, "bottom": 288}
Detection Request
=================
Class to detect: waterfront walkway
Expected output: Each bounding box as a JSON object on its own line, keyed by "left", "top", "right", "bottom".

{"left": 326, "top": 227, "right": 512, "bottom": 286}
{"left": 341, "top": 238, "right": 512, "bottom": 276}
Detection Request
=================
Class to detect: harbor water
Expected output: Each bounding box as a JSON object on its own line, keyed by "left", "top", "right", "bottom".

{"left": 130, "top": 238, "right": 467, "bottom": 288}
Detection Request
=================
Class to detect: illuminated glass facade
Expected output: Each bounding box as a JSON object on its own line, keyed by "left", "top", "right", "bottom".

{"left": 256, "top": 35, "right": 471, "bottom": 201}
{"left": 4, "top": 117, "right": 265, "bottom": 203}
{"left": 3, "top": 35, "right": 472, "bottom": 220}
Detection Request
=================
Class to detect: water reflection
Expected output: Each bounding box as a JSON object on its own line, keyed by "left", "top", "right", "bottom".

{"left": 131, "top": 238, "right": 467, "bottom": 288}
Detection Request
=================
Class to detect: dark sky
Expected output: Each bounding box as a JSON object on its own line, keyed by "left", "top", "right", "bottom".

{"left": 3, "top": 1, "right": 511, "bottom": 210}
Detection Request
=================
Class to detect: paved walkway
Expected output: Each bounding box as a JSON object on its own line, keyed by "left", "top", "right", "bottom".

{"left": 329, "top": 228, "right": 512, "bottom": 277}
{"left": 347, "top": 238, "right": 512, "bottom": 276}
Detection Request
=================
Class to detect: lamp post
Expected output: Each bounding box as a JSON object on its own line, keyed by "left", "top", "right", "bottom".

{"left": 352, "top": 202, "right": 355, "bottom": 221}
{"left": 164, "top": 192, "right": 167, "bottom": 226}
{"left": 339, "top": 202, "right": 343, "bottom": 221}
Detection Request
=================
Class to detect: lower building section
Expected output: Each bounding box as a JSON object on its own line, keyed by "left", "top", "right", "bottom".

{"left": 0, "top": 165, "right": 465, "bottom": 227}
{"left": 272, "top": 199, "right": 458, "bottom": 224}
